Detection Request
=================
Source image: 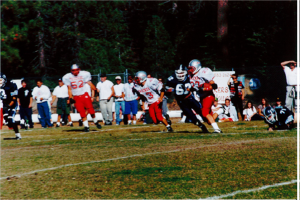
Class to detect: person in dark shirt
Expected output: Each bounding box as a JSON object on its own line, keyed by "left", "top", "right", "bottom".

{"left": 17, "top": 79, "right": 34, "bottom": 129}
{"left": 227, "top": 74, "right": 245, "bottom": 120}
{"left": 0, "top": 73, "right": 22, "bottom": 139}
{"left": 166, "top": 65, "right": 209, "bottom": 133}
{"left": 263, "top": 97, "right": 294, "bottom": 131}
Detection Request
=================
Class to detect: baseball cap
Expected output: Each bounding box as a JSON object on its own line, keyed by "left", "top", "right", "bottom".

{"left": 58, "top": 78, "right": 62, "bottom": 82}
{"left": 276, "top": 97, "right": 282, "bottom": 101}
{"left": 115, "top": 76, "right": 121, "bottom": 80}
{"left": 71, "top": 64, "right": 79, "bottom": 70}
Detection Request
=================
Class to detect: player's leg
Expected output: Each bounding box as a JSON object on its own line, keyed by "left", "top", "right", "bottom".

{"left": 56, "top": 105, "right": 63, "bottom": 127}
{"left": 179, "top": 99, "right": 209, "bottom": 133}
{"left": 7, "top": 106, "right": 21, "bottom": 139}
{"left": 115, "top": 101, "right": 121, "bottom": 125}
{"left": 202, "top": 96, "right": 222, "bottom": 133}
{"left": 43, "top": 102, "right": 53, "bottom": 127}
{"left": 100, "top": 100, "right": 108, "bottom": 124}
{"left": 124, "top": 101, "right": 131, "bottom": 125}
{"left": 37, "top": 103, "right": 46, "bottom": 128}
{"left": 19, "top": 106, "right": 26, "bottom": 129}
{"left": 106, "top": 98, "right": 114, "bottom": 124}
{"left": 152, "top": 101, "right": 173, "bottom": 132}
{"left": 74, "top": 96, "right": 90, "bottom": 132}
{"left": 131, "top": 100, "right": 138, "bottom": 125}
{"left": 84, "top": 93, "right": 101, "bottom": 129}
{"left": 148, "top": 103, "right": 158, "bottom": 124}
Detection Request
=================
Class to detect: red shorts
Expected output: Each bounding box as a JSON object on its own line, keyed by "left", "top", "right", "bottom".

{"left": 201, "top": 95, "right": 215, "bottom": 117}
{"left": 148, "top": 101, "right": 164, "bottom": 124}
{"left": 73, "top": 92, "right": 95, "bottom": 118}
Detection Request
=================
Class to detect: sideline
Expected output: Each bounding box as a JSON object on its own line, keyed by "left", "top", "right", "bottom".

{"left": 200, "top": 179, "right": 297, "bottom": 199}
{"left": 0, "top": 136, "right": 295, "bottom": 180}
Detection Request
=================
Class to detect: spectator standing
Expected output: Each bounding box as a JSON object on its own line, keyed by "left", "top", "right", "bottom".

{"left": 50, "top": 78, "right": 73, "bottom": 127}
{"left": 243, "top": 100, "right": 263, "bottom": 121}
{"left": 32, "top": 79, "right": 53, "bottom": 128}
{"left": 227, "top": 74, "right": 245, "bottom": 120}
{"left": 113, "top": 76, "right": 125, "bottom": 125}
{"left": 17, "top": 79, "right": 34, "bottom": 129}
{"left": 96, "top": 73, "right": 115, "bottom": 125}
{"left": 123, "top": 75, "right": 138, "bottom": 125}
{"left": 281, "top": 60, "right": 298, "bottom": 112}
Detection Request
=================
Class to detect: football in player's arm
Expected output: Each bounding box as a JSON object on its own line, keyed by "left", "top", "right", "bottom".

{"left": 0, "top": 73, "right": 22, "bottom": 139}
{"left": 165, "top": 65, "right": 209, "bottom": 133}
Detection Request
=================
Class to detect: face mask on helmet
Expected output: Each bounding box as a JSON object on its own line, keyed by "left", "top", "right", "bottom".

{"left": 175, "top": 65, "right": 187, "bottom": 81}
{"left": 135, "top": 71, "right": 147, "bottom": 84}
{"left": 188, "top": 59, "right": 201, "bottom": 75}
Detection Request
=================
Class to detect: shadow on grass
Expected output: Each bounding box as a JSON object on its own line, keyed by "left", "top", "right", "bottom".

{"left": 63, "top": 129, "right": 99, "bottom": 132}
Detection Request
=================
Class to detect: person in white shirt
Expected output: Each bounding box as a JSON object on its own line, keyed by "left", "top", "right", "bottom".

{"left": 32, "top": 79, "right": 53, "bottom": 128}
{"left": 218, "top": 98, "right": 237, "bottom": 122}
{"left": 123, "top": 75, "right": 138, "bottom": 125}
{"left": 243, "top": 100, "right": 263, "bottom": 121}
{"left": 50, "top": 78, "right": 73, "bottom": 127}
{"left": 211, "top": 98, "right": 223, "bottom": 121}
{"left": 281, "top": 60, "right": 298, "bottom": 112}
{"left": 113, "top": 76, "right": 125, "bottom": 125}
{"left": 63, "top": 64, "right": 101, "bottom": 132}
{"left": 96, "top": 73, "right": 115, "bottom": 125}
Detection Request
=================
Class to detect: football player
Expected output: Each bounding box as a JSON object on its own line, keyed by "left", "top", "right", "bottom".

{"left": 0, "top": 73, "right": 22, "bottom": 139}
{"left": 263, "top": 97, "right": 294, "bottom": 131}
{"left": 188, "top": 59, "right": 222, "bottom": 133}
{"left": 133, "top": 71, "right": 173, "bottom": 132}
{"left": 62, "top": 64, "right": 101, "bottom": 132}
{"left": 166, "top": 65, "right": 209, "bottom": 133}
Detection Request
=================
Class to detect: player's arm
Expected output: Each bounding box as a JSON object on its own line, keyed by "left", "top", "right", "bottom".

{"left": 159, "top": 88, "right": 165, "bottom": 102}
{"left": 108, "top": 86, "right": 115, "bottom": 100}
{"left": 50, "top": 95, "right": 57, "bottom": 105}
{"left": 67, "top": 85, "right": 74, "bottom": 104}
{"left": 29, "top": 97, "right": 33, "bottom": 108}
{"left": 87, "top": 81, "right": 96, "bottom": 91}
{"left": 91, "top": 89, "right": 95, "bottom": 102}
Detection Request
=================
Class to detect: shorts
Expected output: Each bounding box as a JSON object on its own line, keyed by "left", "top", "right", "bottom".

{"left": 73, "top": 92, "right": 95, "bottom": 118}
{"left": 124, "top": 100, "right": 138, "bottom": 115}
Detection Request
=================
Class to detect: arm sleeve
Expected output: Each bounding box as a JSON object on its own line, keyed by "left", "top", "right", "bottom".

{"left": 63, "top": 74, "right": 71, "bottom": 86}
{"left": 83, "top": 71, "right": 92, "bottom": 83}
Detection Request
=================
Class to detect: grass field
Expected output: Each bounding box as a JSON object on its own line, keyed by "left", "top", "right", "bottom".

{"left": 1, "top": 120, "right": 297, "bottom": 199}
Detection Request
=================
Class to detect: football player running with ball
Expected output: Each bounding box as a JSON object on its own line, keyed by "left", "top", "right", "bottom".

{"left": 166, "top": 65, "right": 209, "bottom": 133}
{"left": 62, "top": 64, "right": 101, "bottom": 132}
{"left": 0, "top": 73, "right": 22, "bottom": 139}
{"left": 188, "top": 59, "right": 222, "bottom": 133}
{"left": 133, "top": 71, "right": 173, "bottom": 132}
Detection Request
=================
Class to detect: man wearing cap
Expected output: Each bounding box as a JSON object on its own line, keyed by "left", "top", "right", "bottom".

{"left": 281, "top": 60, "right": 298, "bottom": 113}
{"left": 50, "top": 79, "right": 73, "bottom": 127}
{"left": 62, "top": 64, "right": 101, "bottom": 132}
{"left": 17, "top": 79, "right": 34, "bottom": 129}
{"left": 96, "top": 73, "right": 115, "bottom": 125}
{"left": 113, "top": 76, "right": 125, "bottom": 125}
{"left": 123, "top": 75, "right": 138, "bottom": 125}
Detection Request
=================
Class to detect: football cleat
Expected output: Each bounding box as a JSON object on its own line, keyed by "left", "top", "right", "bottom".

{"left": 199, "top": 124, "right": 209, "bottom": 133}
{"left": 16, "top": 137, "right": 22, "bottom": 140}
{"left": 95, "top": 122, "right": 102, "bottom": 129}
{"left": 167, "top": 126, "right": 174, "bottom": 132}
{"left": 56, "top": 123, "right": 60, "bottom": 127}
{"left": 213, "top": 129, "right": 223, "bottom": 133}
{"left": 84, "top": 127, "right": 90, "bottom": 132}
{"left": 69, "top": 123, "right": 74, "bottom": 127}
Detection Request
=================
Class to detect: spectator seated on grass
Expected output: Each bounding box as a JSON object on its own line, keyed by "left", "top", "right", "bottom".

{"left": 257, "top": 97, "right": 269, "bottom": 119}
{"left": 243, "top": 100, "right": 264, "bottom": 121}
{"left": 218, "top": 98, "right": 237, "bottom": 122}
{"left": 211, "top": 98, "right": 223, "bottom": 122}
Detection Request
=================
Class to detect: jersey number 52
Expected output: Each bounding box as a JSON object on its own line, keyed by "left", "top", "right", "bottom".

{"left": 71, "top": 80, "right": 84, "bottom": 89}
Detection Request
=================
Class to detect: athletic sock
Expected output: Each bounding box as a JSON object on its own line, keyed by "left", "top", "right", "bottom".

{"left": 181, "top": 115, "right": 186, "bottom": 122}
{"left": 166, "top": 124, "right": 170, "bottom": 128}
{"left": 93, "top": 118, "right": 98, "bottom": 124}
{"left": 133, "top": 120, "right": 136, "bottom": 125}
{"left": 211, "top": 122, "right": 220, "bottom": 131}
{"left": 15, "top": 133, "right": 21, "bottom": 138}
{"left": 83, "top": 120, "right": 89, "bottom": 127}
{"left": 128, "top": 120, "right": 132, "bottom": 124}
{"left": 57, "top": 122, "right": 60, "bottom": 126}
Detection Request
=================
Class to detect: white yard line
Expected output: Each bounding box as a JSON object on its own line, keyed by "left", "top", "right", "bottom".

{"left": 200, "top": 179, "right": 297, "bottom": 199}
{"left": 0, "top": 136, "right": 295, "bottom": 180}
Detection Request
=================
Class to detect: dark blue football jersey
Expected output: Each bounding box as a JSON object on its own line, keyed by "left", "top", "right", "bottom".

{"left": 0, "top": 81, "right": 18, "bottom": 106}
{"left": 274, "top": 106, "right": 294, "bottom": 126}
{"left": 166, "top": 73, "right": 192, "bottom": 100}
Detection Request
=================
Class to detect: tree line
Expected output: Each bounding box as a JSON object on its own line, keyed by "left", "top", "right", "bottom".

{"left": 1, "top": 0, "right": 297, "bottom": 81}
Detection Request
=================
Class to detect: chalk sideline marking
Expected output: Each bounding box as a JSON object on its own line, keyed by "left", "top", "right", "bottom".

{"left": 200, "top": 179, "right": 297, "bottom": 199}
{"left": 0, "top": 137, "right": 295, "bottom": 180}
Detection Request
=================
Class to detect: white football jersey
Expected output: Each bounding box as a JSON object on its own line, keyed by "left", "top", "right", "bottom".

{"left": 190, "top": 67, "right": 215, "bottom": 88}
{"left": 134, "top": 78, "right": 162, "bottom": 104}
{"left": 63, "top": 70, "right": 91, "bottom": 96}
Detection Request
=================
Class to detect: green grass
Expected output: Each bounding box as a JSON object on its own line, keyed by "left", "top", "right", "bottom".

{"left": 0, "top": 120, "right": 297, "bottom": 199}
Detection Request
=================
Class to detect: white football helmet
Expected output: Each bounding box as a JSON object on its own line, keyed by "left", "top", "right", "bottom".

{"left": 135, "top": 71, "right": 147, "bottom": 84}
{"left": 188, "top": 59, "right": 202, "bottom": 75}
{"left": 175, "top": 65, "right": 187, "bottom": 81}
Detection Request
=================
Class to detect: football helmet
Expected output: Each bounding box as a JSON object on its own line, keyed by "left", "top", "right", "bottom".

{"left": 263, "top": 106, "right": 277, "bottom": 124}
{"left": 135, "top": 71, "right": 147, "bottom": 84}
{"left": 0, "top": 73, "right": 7, "bottom": 88}
{"left": 175, "top": 65, "right": 187, "bottom": 81}
{"left": 188, "top": 59, "right": 202, "bottom": 75}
